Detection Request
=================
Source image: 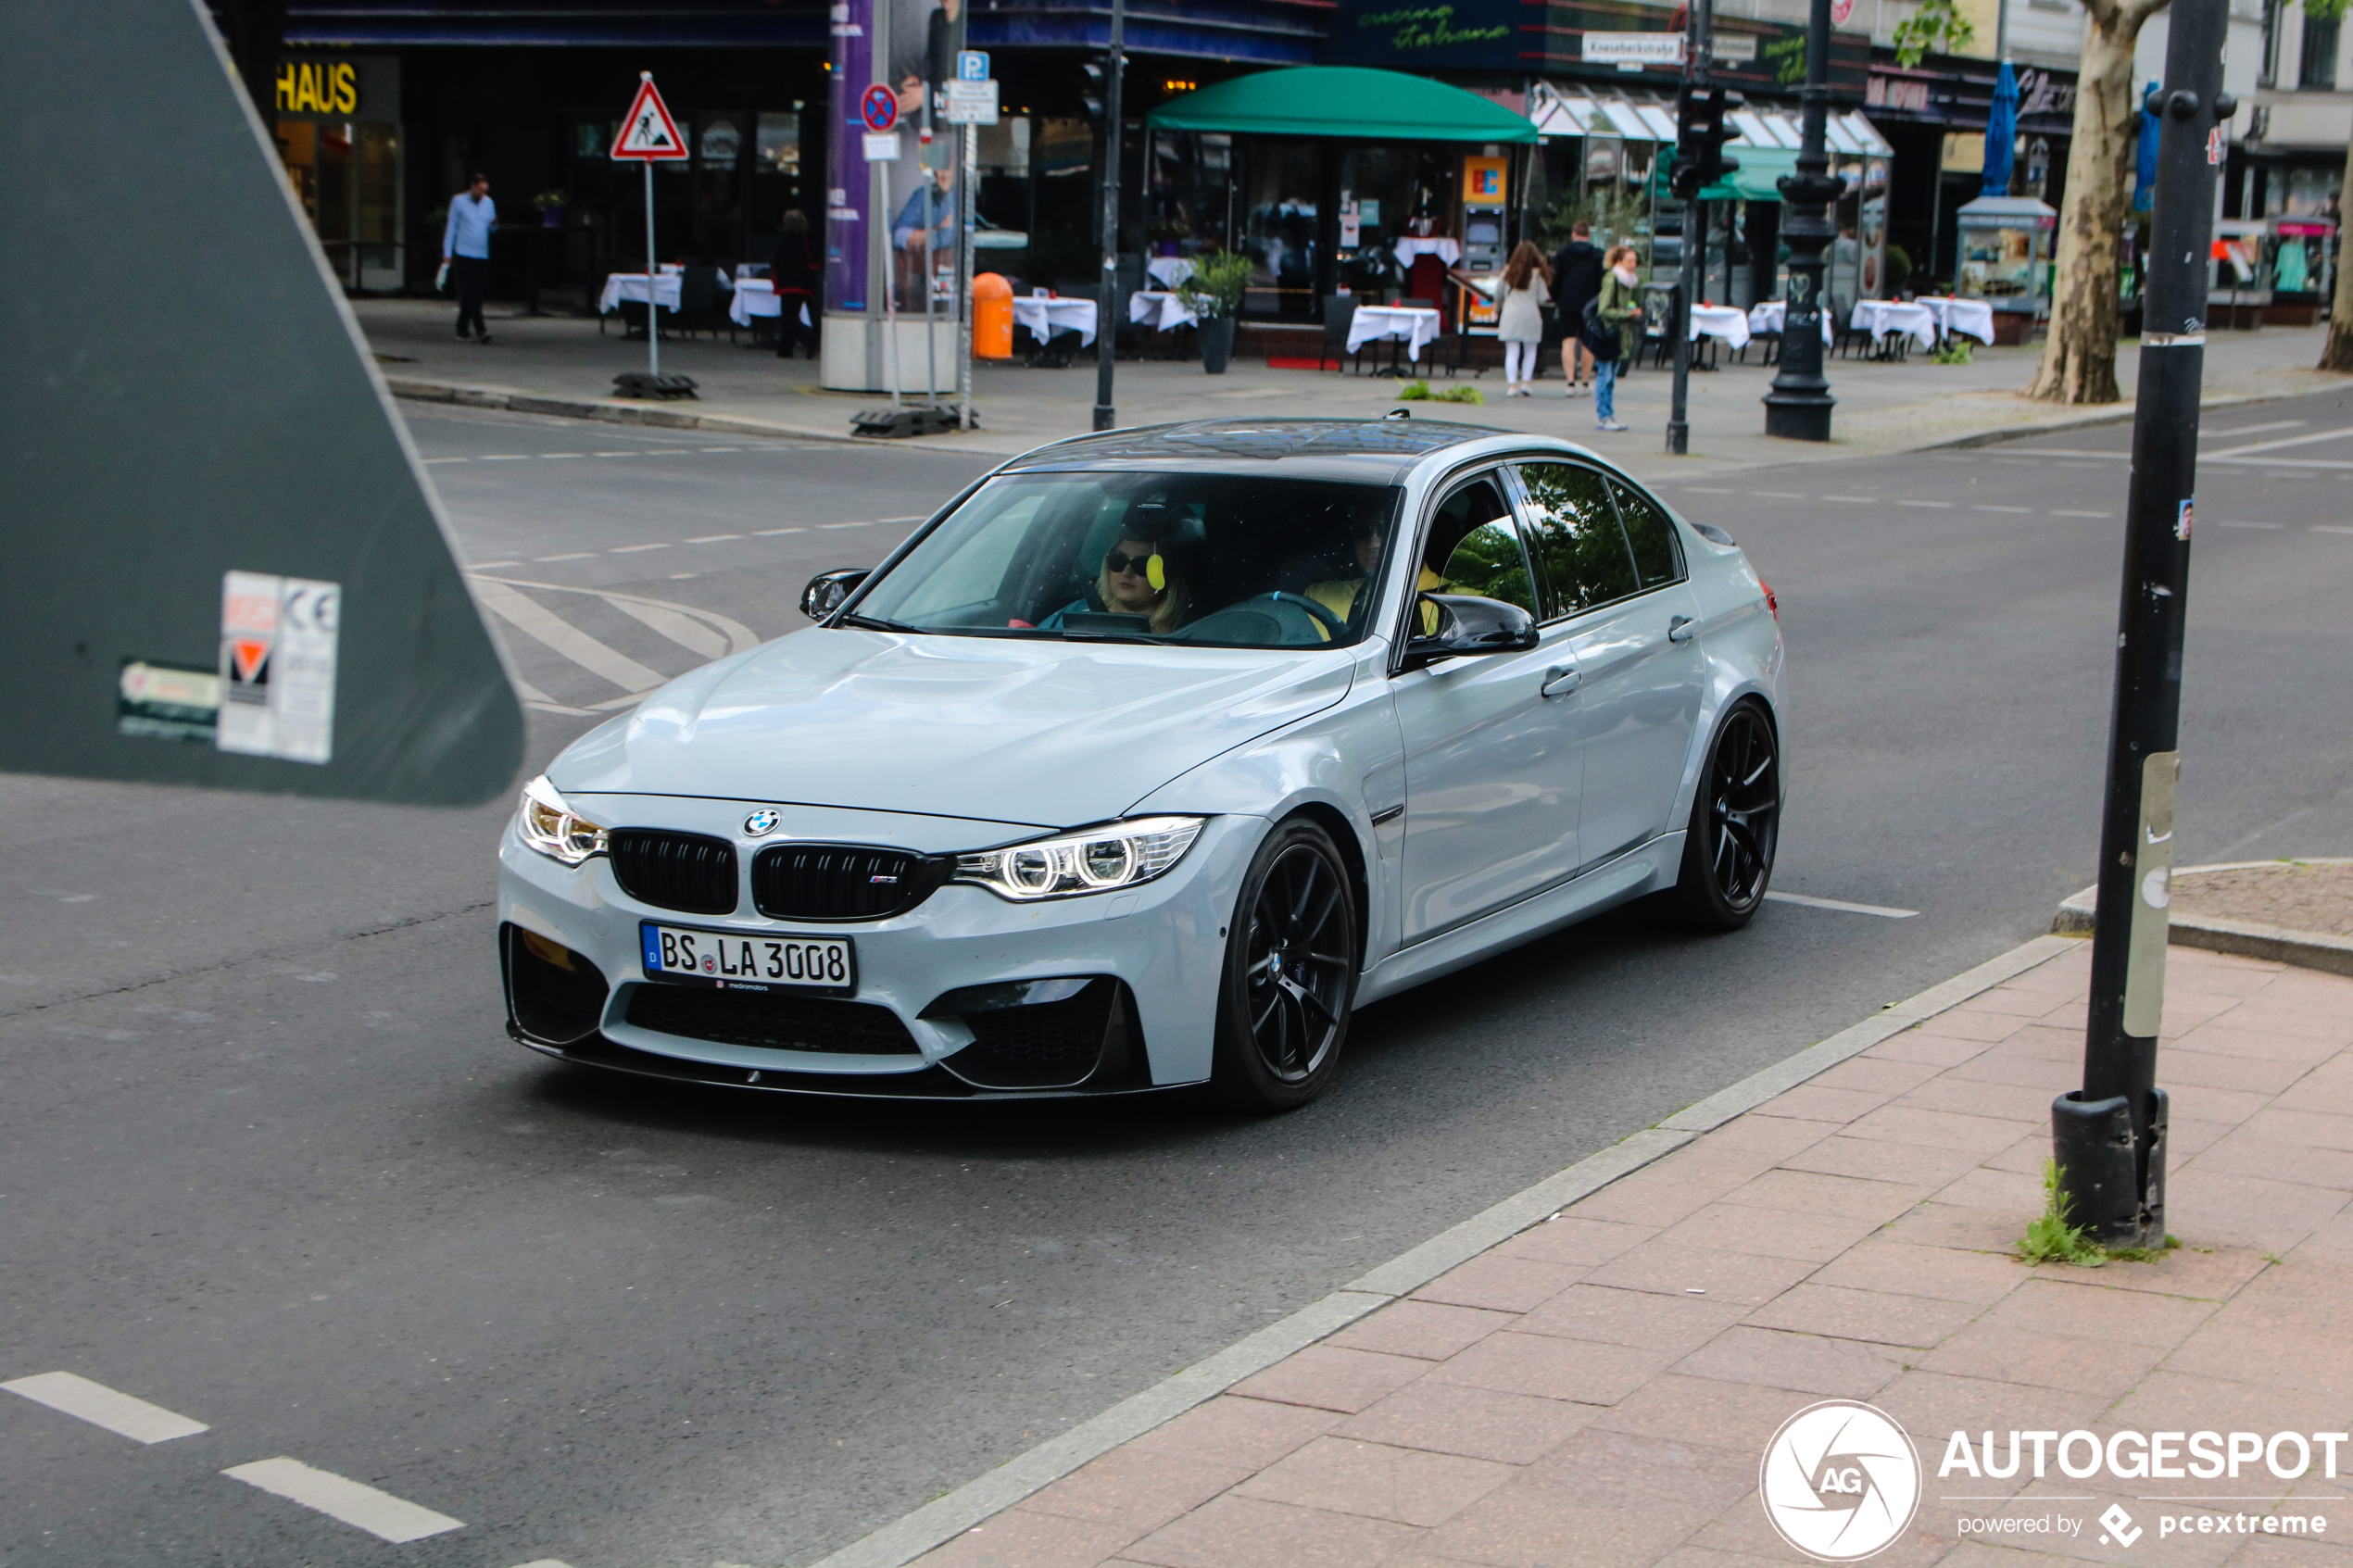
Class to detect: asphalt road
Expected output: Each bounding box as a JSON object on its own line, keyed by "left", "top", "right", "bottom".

{"left": 4, "top": 387, "right": 2349, "bottom": 1568}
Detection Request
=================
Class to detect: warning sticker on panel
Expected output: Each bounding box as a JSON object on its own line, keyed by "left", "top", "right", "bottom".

{"left": 217, "top": 571, "right": 339, "bottom": 764}
{"left": 118, "top": 659, "right": 222, "bottom": 743}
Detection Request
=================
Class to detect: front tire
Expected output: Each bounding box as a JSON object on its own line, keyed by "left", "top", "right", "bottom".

{"left": 1212, "top": 819, "right": 1359, "bottom": 1111}
{"left": 1670, "top": 701, "right": 1781, "bottom": 931}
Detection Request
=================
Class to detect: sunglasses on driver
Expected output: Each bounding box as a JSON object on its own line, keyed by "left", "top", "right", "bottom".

{"left": 1104, "top": 549, "right": 1162, "bottom": 575}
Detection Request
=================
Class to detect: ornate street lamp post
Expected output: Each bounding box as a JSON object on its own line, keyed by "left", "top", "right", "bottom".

{"left": 1763, "top": 0, "right": 1840, "bottom": 441}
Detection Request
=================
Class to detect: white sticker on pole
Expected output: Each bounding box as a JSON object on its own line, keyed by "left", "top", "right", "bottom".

{"left": 1831, "top": 0, "right": 1855, "bottom": 23}
{"left": 945, "top": 80, "right": 1000, "bottom": 125}
{"left": 218, "top": 571, "right": 339, "bottom": 764}
{"left": 1580, "top": 32, "right": 1685, "bottom": 67}
{"left": 863, "top": 132, "right": 901, "bottom": 161}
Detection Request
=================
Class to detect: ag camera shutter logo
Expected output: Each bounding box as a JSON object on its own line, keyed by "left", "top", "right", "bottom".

{"left": 1760, "top": 1400, "right": 1922, "bottom": 1561}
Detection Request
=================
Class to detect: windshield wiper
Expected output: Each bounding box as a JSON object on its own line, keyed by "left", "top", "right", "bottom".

{"left": 838, "top": 612, "right": 922, "bottom": 633}
{"left": 1057, "top": 628, "right": 1164, "bottom": 645}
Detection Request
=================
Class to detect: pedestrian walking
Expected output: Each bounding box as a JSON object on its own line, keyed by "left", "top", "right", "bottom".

{"left": 443, "top": 173, "right": 496, "bottom": 345}
{"left": 770, "top": 209, "right": 820, "bottom": 360}
{"left": 1550, "top": 220, "right": 1604, "bottom": 395}
{"left": 1589, "top": 244, "right": 1643, "bottom": 433}
{"left": 1494, "top": 241, "right": 1552, "bottom": 397}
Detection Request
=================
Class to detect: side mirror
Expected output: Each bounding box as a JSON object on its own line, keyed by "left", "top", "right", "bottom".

{"left": 1403, "top": 594, "right": 1541, "bottom": 669}
{"left": 800, "top": 568, "right": 871, "bottom": 622}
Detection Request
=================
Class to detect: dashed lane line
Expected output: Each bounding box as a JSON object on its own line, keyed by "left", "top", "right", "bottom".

{"left": 1971, "top": 505, "right": 2032, "bottom": 513}
{"left": 1896, "top": 500, "right": 1955, "bottom": 508}
{"left": 2221, "top": 521, "right": 2285, "bottom": 529}
{"left": 472, "top": 580, "right": 667, "bottom": 692}
{"left": 2202, "top": 423, "right": 2353, "bottom": 458}
{"left": 479, "top": 454, "right": 531, "bottom": 461}
{"left": 223, "top": 1457, "right": 463, "bottom": 1544}
{"left": 2315, "top": 525, "right": 2353, "bottom": 534}
{"left": 2050, "top": 509, "right": 2112, "bottom": 518}
{"left": 821, "top": 521, "right": 874, "bottom": 530}
{"left": 685, "top": 533, "right": 746, "bottom": 543}
{"left": 1820, "top": 495, "right": 1876, "bottom": 503}
{"left": 610, "top": 542, "right": 672, "bottom": 554}
{"left": 535, "top": 551, "right": 598, "bottom": 561}
{"left": 1753, "top": 491, "right": 1803, "bottom": 499}
{"left": 470, "top": 559, "right": 522, "bottom": 570}
{"left": 755, "top": 526, "right": 807, "bottom": 535}
{"left": 4, "top": 1372, "right": 208, "bottom": 1443}
{"left": 1763, "top": 891, "right": 1920, "bottom": 919}
{"left": 593, "top": 450, "right": 641, "bottom": 458}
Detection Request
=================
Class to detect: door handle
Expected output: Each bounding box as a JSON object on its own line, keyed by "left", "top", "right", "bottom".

{"left": 1667, "top": 614, "right": 1696, "bottom": 644}
{"left": 1540, "top": 665, "right": 1580, "bottom": 698}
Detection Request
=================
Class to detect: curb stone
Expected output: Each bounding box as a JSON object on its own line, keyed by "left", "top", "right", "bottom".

{"left": 2052, "top": 859, "right": 2353, "bottom": 979}
{"left": 1919, "top": 389, "right": 2285, "bottom": 451}
{"left": 799, "top": 932, "right": 2081, "bottom": 1568}
{"left": 382, "top": 377, "right": 1006, "bottom": 458}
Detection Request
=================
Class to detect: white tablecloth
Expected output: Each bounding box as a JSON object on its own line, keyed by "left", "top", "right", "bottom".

{"left": 1013, "top": 296, "right": 1098, "bottom": 347}
{"left": 1917, "top": 295, "right": 1997, "bottom": 345}
{"left": 1392, "top": 237, "right": 1462, "bottom": 267}
{"left": 727, "top": 278, "right": 812, "bottom": 329}
{"left": 598, "top": 272, "right": 682, "bottom": 313}
{"left": 1688, "top": 305, "right": 1752, "bottom": 350}
{"left": 1745, "top": 301, "right": 1836, "bottom": 345}
{"left": 1347, "top": 305, "right": 1442, "bottom": 361}
{"left": 1853, "top": 299, "right": 1938, "bottom": 349}
{"left": 1145, "top": 256, "right": 1194, "bottom": 288}
{"left": 1128, "top": 290, "right": 1199, "bottom": 332}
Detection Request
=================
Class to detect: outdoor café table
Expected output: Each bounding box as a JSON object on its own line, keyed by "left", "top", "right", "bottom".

{"left": 598, "top": 270, "right": 683, "bottom": 314}
{"left": 1347, "top": 304, "right": 1442, "bottom": 363}
{"left": 1687, "top": 304, "right": 1752, "bottom": 350}
{"left": 1916, "top": 295, "right": 1997, "bottom": 345}
{"left": 1392, "top": 236, "right": 1462, "bottom": 267}
{"left": 728, "top": 277, "right": 777, "bottom": 327}
{"left": 1852, "top": 298, "right": 1938, "bottom": 350}
{"left": 1013, "top": 295, "right": 1098, "bottom": 348}
{"left": 1145, "top": 256, "right": 1194, "bottom": 289}
{"left": 1128, "top": 290, "right": 1198, "bottom": 332}
{"left": 1745, "top": 300, "right": 1835, "bottom": 344}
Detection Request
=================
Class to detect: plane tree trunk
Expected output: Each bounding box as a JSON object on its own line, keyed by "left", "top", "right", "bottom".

{"left": 2323, "top": 137, "right": 2353, "bottom": 372}
{"left": 2028, "top": 0, "right": 2173, "bottom": 404}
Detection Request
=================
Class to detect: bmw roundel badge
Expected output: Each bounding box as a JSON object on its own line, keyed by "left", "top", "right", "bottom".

{"left": 744, "top": 808, "right": 781, "bottom": 836}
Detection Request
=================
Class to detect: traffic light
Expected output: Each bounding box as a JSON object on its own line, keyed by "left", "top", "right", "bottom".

{"left": 1669, "top": 83, "right": 1740, "bottom": 200}
{"left": 1081, "top": 60, "right": 1106, "bottom": 124}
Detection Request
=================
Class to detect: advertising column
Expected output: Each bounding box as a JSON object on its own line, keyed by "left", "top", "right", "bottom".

{"left": 823, "top": 0, "right": 876, "bottom": 388}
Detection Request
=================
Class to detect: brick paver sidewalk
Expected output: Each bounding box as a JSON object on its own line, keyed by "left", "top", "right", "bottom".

{"left": 912, "top": 943, "right": 2353, "bottom": 1568}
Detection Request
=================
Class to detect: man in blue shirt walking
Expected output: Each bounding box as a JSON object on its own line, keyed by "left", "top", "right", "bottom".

{"left": 443, "top": 173, "right": 496, "bottom": 344}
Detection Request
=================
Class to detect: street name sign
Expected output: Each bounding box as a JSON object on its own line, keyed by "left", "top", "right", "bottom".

{"left": 1581, "top": 31, "right": 1686, "bottom": 68}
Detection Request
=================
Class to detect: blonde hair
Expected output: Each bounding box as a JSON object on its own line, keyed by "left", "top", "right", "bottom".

{"left": 1096, "top": 539, "right": 1190, "bottom": 634}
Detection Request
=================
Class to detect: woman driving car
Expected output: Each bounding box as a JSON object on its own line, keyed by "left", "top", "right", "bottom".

{"left": 1038, "top": 521, "right": 1193, "bottom": 635}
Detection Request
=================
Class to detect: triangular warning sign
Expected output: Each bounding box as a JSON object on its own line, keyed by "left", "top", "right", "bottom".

{"left": 611, "top": 75, "right": 688, "bottom": 161}
{"left": 232, "top": 638, "right": 271, "bottom": 684}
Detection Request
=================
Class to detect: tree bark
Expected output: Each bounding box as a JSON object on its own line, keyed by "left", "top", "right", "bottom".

{"left": 2322, "top": 136, "right": 2353, "bottom": 371}
{"left": 2028, "top": 0, "right": 2167, "bottom": 404}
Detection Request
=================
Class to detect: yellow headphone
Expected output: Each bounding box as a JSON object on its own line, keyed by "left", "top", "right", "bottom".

{"left": 1145, "top": 554, "right": 1166, "bottom": 592}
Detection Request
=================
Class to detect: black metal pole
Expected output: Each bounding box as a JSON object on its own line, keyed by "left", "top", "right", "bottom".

{"left": 1762, "top": 0, "right": 1838, "bottom": 440}
{"left": 1667, "top": 0, "right": 1710, "bottom": 457}
{"left": 2057, "top": 0, "right": 2230, "bottom": 1249}
{"left": 1091, "top": 0, "right": 1125, "bottom": 432}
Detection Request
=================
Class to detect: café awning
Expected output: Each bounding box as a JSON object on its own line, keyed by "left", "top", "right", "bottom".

{"left": 1148, "top": 67, "right": 1539, "bottom": 144}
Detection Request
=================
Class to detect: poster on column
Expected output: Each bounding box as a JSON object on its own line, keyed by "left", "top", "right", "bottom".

{"left": 824, "top": 0, "right": 876, "bottom": 313}
{"left": 884, "top": 0, "right": 964, "bottom": 322}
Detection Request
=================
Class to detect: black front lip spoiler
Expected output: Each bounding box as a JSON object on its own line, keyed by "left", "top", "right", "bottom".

{"left": 507, "top": 1022, "right": 1185, "bottom": 1101}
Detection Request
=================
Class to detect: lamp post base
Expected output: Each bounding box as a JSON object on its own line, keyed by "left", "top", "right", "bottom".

{"left": 1763, "top": 393, "right": 1835, "bottom": 442}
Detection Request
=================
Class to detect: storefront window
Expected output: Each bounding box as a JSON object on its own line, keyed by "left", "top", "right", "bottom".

{"left": 1240, "top": 142, "right": 1319, "bottom": 319}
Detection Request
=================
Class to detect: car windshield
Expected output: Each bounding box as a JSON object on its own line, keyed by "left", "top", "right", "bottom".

{"left": 849, "top": 471, "right": 1403, "bottom": 648}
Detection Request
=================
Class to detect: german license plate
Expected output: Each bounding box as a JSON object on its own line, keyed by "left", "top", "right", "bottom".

{"left": 639, "top": 922, "right": 855, "bottom": 995}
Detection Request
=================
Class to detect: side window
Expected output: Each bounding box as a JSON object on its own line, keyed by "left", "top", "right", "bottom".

{"left": 1425, "top": 476, "right": 1536, "bottom": 614}
{"left": 1607, "top": 478, "right": 1687, "bottom": 591}
{"left": 1515, "top": 462, "right": 1637, "bottom": 620}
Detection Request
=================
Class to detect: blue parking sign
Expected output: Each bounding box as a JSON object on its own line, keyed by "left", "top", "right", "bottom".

{"left": 957, "top": 50, "right": 989, "bottom": 82}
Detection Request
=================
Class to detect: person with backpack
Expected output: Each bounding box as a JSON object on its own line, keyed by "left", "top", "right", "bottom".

{"left": 1585, "top": 245, "right": 1644, "bottom": 433}
{"left": 1549, "top": 220, "right": 1604, "bottom": 395}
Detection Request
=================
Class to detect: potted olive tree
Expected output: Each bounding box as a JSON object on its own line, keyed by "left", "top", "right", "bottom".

{"left": 1178, "top": 252, "right": 1252, "bottom": 374}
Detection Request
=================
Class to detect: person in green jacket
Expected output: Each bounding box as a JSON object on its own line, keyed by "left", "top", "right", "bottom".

{"left": 1592, "top": 245, "right": 1645, "bottom": 433}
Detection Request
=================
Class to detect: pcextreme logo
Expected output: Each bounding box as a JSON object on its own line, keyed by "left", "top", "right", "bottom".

{"left": 1759, "top": 1400, "right": 1923, "bottom": 1562}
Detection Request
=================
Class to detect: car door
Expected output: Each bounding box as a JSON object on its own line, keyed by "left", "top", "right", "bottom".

{"left": 1394, "top": 469, "right": 1582, "bottom": 943}
{"left": 1515, "top": 460, "right": 1708, "bottom": 870}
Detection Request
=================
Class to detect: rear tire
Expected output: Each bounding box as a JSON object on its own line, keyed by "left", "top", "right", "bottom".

{"left": 1670, "top": 701, "right": 1781, "bottom": 931}
{"left": 1211, "top": 819, "right": 1359, "bottom": 1112}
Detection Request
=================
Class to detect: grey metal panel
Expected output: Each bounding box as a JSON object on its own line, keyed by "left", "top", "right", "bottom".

{"left": 0, "top": 0, "right": 522, "bottom": 805}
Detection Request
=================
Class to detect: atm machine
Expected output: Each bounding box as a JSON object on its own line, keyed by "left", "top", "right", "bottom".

{"left": 1457, "top": 154, "right": 1508, "bottom": 336}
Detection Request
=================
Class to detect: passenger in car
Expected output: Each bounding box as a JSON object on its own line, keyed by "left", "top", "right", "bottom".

{"left": 1038, "top": 524, "right": 1194, "bottom": 634}
{"left": 1304, "top": 514, "right": 1449, "bottom": 639}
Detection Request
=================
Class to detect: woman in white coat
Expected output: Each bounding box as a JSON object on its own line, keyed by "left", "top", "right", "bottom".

{"left": 1495, "top": 241, "right": 1553, "bottom": 397}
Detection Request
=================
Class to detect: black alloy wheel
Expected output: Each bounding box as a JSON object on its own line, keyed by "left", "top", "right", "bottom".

{"left": 1213, "top": 819, "right": 1359, "bottom": 1111}
{"left": 1672, "top": 701, "right": 1781, "bottom": 930}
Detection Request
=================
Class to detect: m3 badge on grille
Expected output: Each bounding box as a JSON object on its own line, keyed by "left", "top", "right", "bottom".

{"left": 744, "top": 809, "right": 781, "bottom": 836}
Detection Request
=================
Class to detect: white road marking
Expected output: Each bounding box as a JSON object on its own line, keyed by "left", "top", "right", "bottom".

{"left": 479, "top": 454, "right": 530, "bottom": 461}
{"left": 469, "top": 560, "right": 522, "bottom": 570}
{"left": 2203, "top": 423, "right": 2353, "bottom": 458}
{"left": 610, "top": 542, "right": 672, "bottom": 553}
{"left": 541, "top": 453, "right": 585, "bottom": 459}
{"left": 685, "top": 533, "right": 745, "bottom": 544}
{"left": 478, "top": 576, "right": 760, "bottom": 657}
{"left": 1763, "top": 891, "right": 1919, "bottom": 919}
{"left": 2203, "top": 419, "right": 2307, "bottom": 438}
{"left": 535, "top": 552, "right": 597, "bottom": 562}
{"left": 608, "top": 596, "right": 731, "bottom": 659}
{"left": 472, "top": 581, "right": 667, "bottom": 691}
{"left": 700, "top": 445, "right": 742, "bottom": 452}
{"left": 641, "top": 448, "right": 693, "bottom": 456}
{"left": 820, "top": 521, "right": 872, "bottom": 530}
{"left": 1971, "top": 505, "right": 2032, "bottom": 513}
{"left": 421, "top": 457, "right": 468, "bottom": 465}
{"left": 2219, "top": 521, "right": 2284, "bottom": 529}
{"left": 3, "top": 1372, "right": 208, "bottom": 1443}
{"left": 2210, "top": 457, "right": 2353, "bottom": 470}
{"left": 1896, "top": 500, "right": 1955, "bottom": 508}
{"left": 1754, "top": 491, "right": 1802, "bottom": 499}
{"left": 2050, "top": 509, "right": 2112, "bottom": 518}
{"left": 1685, "top": 486, "right": 1735, "bottom": 494}
{"left": 594, "top": 451, "right": 639, "bottom": 458}
{"left": 880, "top": 515, "right": 930, "bottom": 523}
{"left": 222, "top": 1458, "right": 463, "bottom": 1543}
{"left": 1820, "top": 495, "right": 1876, "bottom": 503}
{"left": 2315, "top": 525, "right": 2353, "bottom": 534}
{"left": 754, "top": 526, "right": 806, "bottom": 535}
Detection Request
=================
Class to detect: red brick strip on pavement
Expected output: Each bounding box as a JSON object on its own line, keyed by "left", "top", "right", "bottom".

{"left": 888, "top": 942, "right": 2353, "bottom": 1568}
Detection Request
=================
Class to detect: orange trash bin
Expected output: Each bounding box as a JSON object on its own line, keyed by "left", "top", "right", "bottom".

{"left": 973, "top": 272, "right": 1013, "bottom": 360}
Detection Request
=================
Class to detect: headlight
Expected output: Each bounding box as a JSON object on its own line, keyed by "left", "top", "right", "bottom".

{"left": 516, "top": 774, "right": 608, "bottom": 866}
{"left": 952, "top": 816, "right": 1204, "bottom": 901}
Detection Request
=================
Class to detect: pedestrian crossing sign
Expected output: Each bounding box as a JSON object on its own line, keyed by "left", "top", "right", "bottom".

{"left": 611, "top": 75, "right": 687, "bottom": 161}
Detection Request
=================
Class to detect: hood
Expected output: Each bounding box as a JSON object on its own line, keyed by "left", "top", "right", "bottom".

{"left": 550, "top": 629, "right": 1355, "bottom": 829}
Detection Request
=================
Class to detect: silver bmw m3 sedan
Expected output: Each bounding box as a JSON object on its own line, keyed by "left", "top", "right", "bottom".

{"left": 498, "top": 420, "right": 1784, "bottom": 1110}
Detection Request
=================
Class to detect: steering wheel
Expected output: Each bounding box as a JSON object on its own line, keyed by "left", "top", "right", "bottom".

{"left": 1173, "top": 592, "right": 1346, "bottom": 646}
